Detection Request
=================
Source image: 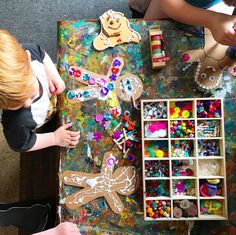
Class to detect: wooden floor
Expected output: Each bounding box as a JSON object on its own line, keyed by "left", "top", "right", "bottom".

{"left": 19, "top": 115, "right": 60, "bottom": 235}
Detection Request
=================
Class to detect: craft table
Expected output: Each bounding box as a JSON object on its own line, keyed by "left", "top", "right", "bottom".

{"left": 57, "top": 18, "right": 236, "bottom": 234}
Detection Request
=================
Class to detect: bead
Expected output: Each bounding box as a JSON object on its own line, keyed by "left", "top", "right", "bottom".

{"left": 83, "top": 73, "right": 90, "bottom": 81}
{"left": 97, "top": 78, "right": 106, "bottom": 86}
{"left": 95, "top": 114, "right": 104, "bottom": 123}
{"left": 107, "top": 83, "right": 114, "bottom": 90}
{"left": 104, "top": 112, "right": 112, "bottom": 121}
{"left": 67, "top": 91, "right": 75, "bottom": 99}
{"left": 88, "top": 77, "right": 96, "bottom": 85}
{"left": 82, "top": 91, "right": 90, "bottom": 98}
{"left": 106, "top": 155, "right": 117, "bottom": 168}
{"left": 74, "top": 69, "right": 81, "bottom": 78}
{"left": 109, "top": 74, "right": 117, "bottom": 81}
{"left": 110, "top": 120, "right": 118, "bottom": 126}
{"left": 68, "top": 67, "right": 75, "bottom": 76}
{"left": 100, "top": 86, "right": 109, "bottom": 96}
{"left": 112, "top": 67, "right": 119, "bottom": 74}
{"left": 182, "top": 53, "right": 190, "bottom": 62}
{"left": 113, "top": 59, "right": 121, "bottom": 67}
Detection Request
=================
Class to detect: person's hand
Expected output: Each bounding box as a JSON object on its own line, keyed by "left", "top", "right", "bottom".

{"left": 33, "top": 222, "right": 81, "bottom": 235}
{"left": 48, "top": 75, "right": 65, "bottom": 95}
{"left": 209, "top": 13, "right": 236, "bottom": 46}
{"left": 43, "top": 52, "right": 66, "bottom": 95}
{"left": 54, "top": 122, "right": 80, "bottom": 148}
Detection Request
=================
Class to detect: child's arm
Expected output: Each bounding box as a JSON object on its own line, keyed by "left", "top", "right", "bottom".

{"left": 145, "top": 0, "right": 236, "bottom": 45}
{"left": 28, "top": 122, "right": 80, "bottom": 151}
{"left": 43, "top": 52, "right": 65, "bottom": 95}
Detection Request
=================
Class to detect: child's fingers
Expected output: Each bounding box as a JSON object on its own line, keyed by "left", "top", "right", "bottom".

{"left": 48, "top": 79, "right": 56, "bottom": 94}
{"left": 69, "top": 131, "right": 80, "bottom": 137}
{"left": 226, "top": 32, "right": 236, "bottom": 45}
{"left": 68, "top": 140, "right": 79, "bottom": 147}
{"left": 70, "top": 136, "right": 80, "bottom": 141}
{"left": 63, "top": 122, "right": 74, "bottom": 129}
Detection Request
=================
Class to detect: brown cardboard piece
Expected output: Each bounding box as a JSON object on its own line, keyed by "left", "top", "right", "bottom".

{"left": 182, "top": 28, "right": 236, "bottom": 89}
{"left": 93, "top": 10, "right": 141, "bottom": 51}
{"left": 62, "top": 151, "right": 139, "bottom": 213}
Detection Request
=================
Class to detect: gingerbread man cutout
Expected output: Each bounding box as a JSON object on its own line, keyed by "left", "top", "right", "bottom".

{"left": 93, "top": 9, "right": 141, "bottom": 51}
{"left": 182, "top": 27, "right": 236, "bottom": 89}
{"left": 62, "top": 151, "right": 139, "bottom": 213}
{"left": 67, "top": 57, "right": 143, "bottom": 116}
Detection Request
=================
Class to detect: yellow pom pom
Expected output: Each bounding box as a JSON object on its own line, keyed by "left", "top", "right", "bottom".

{"left": 155, "top": 149, "right": 164, "bottom": 158}
{"left": 174, "top": 107, "right": 180, "bottom": 113}
{"left": 182, "top": 110, "right": 190, "bottom": 118}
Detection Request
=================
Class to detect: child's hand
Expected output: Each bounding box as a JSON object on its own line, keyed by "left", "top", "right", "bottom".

{"left": 54, "top": 122, "right": 80, "bottom": 148}
{"left": 43, "top": 52, "right": 66, "bottom": 95}
{"left": 48, "top": 75, "right": 65, "bottom": 95}
{"left": 209, "top": 13, "right": 236, "bottom": 46}
{"left": 33, "top": 222, "right": 81, "bottom": 235}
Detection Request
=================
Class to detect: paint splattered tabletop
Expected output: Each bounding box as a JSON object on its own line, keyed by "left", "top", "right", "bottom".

{"left": 57, "top": 19, "right": 236, "bottom": 234}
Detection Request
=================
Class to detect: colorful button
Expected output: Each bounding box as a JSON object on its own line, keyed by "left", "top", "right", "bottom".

{"left": 83, "top": 74, "right": 90, "bottom": 81}
{"left": 68, "top": 91, "right": 75, "bottom": 99}
{"left": 100, "top": 86, "right": 109, "bottom": 96}
{"left": 95, "top": 114, "right": 104, "bottom": 123}
{"left": 107, "top": 83, "right": 114, "bottom": 90}
{"left": 113, "top": 59, "right": 121, "bottom": 67}
{"left": 88, "top": 77, "right": 96, "bottom": 85}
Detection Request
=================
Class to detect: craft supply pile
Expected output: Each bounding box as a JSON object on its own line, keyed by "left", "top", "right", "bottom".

{"left": 60, "top": 9, "right": 228, "bottom": 223}
{"left": 141, "top": 98, "right": 227, "bottom": 220}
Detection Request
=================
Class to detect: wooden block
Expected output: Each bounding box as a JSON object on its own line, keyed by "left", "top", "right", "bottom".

{"left": 149, "top": 27, "right": 167, "bottom": 69}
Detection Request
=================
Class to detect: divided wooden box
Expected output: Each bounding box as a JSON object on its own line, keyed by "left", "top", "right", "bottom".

{"left": 141, "top": 98, "right": 227, "bottom": 220}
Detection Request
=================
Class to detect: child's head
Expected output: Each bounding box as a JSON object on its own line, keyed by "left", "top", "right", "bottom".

{"left": 223, "top": 0, "right": 236, "bottom": 6}
{"left": 0, "top": 29, "right": 37, "bottom": 110}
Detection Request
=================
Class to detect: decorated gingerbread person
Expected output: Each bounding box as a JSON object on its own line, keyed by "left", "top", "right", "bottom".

{"left": 67, "top": 57, "right": 143, "bottom": 116}
{"left": 182, "top": 27, "right": 236, "bottom": 90}
{"left": 62, "top": 151, "right": 139, "bottom": 213}
{"left": 93, "top": 9, "right": 141, "bottom": 51}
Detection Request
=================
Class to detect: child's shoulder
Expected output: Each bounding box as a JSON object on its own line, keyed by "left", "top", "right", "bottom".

{"left": 2, "top": 108, "right": 36, "bottom": 128}
{"left": 22, "top": 43, "right": 45, "bottom": 63}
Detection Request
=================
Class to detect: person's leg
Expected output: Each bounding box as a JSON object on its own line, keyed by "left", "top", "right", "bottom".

{"left": 144, "top": 0, "right": 234, "bottom": 20}
{"left": 144, "top": 0, "right": 169, "bottom": 19}
{"left": 128, "top": 0, "right": 151, "bottom": 14}
{"left": 0, "top": 202, "right": 51, "bottom": 234}
{"left": 130, "top": 8, "right": 145, "bottom": 18}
